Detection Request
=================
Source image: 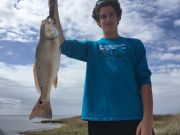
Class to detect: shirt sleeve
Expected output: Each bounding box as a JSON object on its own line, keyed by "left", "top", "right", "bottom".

{"left": 136, "top": 40, "right": 152, "bottom": 88}
{"left": 60, "top": 40, "right": 90, "bottom": 62}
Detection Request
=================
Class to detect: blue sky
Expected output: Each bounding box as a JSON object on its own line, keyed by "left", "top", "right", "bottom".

{"left": 0, "top": 0, "right": 180, "bottom": 116}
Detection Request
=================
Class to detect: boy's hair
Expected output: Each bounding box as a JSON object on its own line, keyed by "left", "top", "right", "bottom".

{"left": 92, "top": 0, "right": 122, "bottom": 22}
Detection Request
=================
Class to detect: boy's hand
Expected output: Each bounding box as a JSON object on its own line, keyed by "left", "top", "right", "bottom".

{"left": 136, "top": 119, "right": 153, "bottom": 135}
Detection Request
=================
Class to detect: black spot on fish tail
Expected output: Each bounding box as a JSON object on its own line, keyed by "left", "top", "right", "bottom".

{"left": 39, "top": 100, "right": 43, "bottom": 104}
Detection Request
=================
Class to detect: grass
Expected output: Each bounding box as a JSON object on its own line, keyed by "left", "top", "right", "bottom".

{"left": 153, "top": 114, "right": 180, "bottom": 135}
{"left": 26, "top": 114, "right": 180, "bottom": 135}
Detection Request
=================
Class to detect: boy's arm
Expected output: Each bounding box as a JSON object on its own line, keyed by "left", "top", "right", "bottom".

{"left": 136, "top": 84, "right": 153, "bottom": 135}
{"left": 135, "top": 40, "right": 153, "bottom": 135}
{"left": 50, "top": 0, "right": 89, "bottom": 62}
{"left": 141, "top": 84, "right": 153, "bottom": 123}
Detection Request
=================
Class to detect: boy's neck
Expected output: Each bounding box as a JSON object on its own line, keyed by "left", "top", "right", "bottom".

{"left": 103, "top": 31, "right": 120, "bottom": 39}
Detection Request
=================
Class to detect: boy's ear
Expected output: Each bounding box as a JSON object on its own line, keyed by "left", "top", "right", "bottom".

{"left": 117, "top": 17, "right": 121, "bottom": 24}
{"left": 97, "top": 21, "right": 101, "bottom": 28}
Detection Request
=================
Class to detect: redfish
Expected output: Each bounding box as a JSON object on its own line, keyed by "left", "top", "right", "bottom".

{"left": 30, "top": 19, "right": 60, "bottom": 119}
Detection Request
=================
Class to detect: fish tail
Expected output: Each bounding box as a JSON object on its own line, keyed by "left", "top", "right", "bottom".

{"left": 29, "top": 98, "right": 52, "bottom": 120}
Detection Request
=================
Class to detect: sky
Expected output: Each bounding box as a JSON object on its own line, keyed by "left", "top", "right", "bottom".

{"left": 0, "top": 0, "right": 180, "bottom": 116}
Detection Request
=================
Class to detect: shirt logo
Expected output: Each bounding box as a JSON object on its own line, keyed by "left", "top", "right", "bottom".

{"left": 99, "top": 44, "right": 127, "bottom": 58}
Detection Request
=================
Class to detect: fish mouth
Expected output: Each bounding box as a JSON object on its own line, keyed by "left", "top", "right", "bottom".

{"left": 44, "top": 33, "right": 58, "bottom": 40}
{"left": 44, "top": 30, "right": 53, "bottom": 33}
{"left": 44, "top": 30, "right": 55, "bottom": 38}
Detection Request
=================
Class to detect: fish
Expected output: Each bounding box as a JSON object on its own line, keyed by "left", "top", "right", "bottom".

{"left": 29, "top": 18, "right": 60, "bottom": 120}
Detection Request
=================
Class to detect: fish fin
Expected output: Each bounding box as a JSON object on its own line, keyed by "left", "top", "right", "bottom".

{"left": 33, "top": 64, "right": 41, "bottom": 94}
{"left": 29, "top": 98, "right": 52, "bottom": 120}
{"left": 53, "top": 75, "right": 58, "bottom": 89}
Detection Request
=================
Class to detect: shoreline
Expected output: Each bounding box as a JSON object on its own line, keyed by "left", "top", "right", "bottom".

{"left": 25, "top": 116, "right": 79, "bottom": 134}
{"left": 26, "top": 114, "right": 180, "bottom": 135}
{"left": 26, "top": 116, "right": 87, "bottom": 135}
{"left": 0, "top": 115, "right": 68, "bottom": 135}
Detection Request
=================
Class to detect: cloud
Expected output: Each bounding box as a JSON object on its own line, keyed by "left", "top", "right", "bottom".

{"left": 0, "top": 56, "right": 86, "bottom": 115}
{"left": 0, "top": 55, "right": 86, "bottom": 89}
{"left": 0, "top": 62, "right": 34, "bottom": 86}
{"left": 152, "top": 53, "right": 180, "bottom": 61}
{"left": 0, "top": 0, "right": 179, "bottom": 43}
{"left": 0, "top": 97, "right": 21, "bottom": 105}
{"left": 150, "top": 64, "right": 180, "bottom": 74}
{"left": 0, "top": 0, "right": 47, "bottom": 42}
{"left": 0, "top": 0, "right": 180, "bottom": 116}
{"left": 168, "top": 46, "right": 180, "bottom": 51}
{"left": 5, "top": 50, "right": 14, "bottom": 56}
{"left": 174, "top": 19, "right": 180, "bottom": 27}
{"left": 0, "top": 76, "right": 35, "bottom": 115}
{"left": 152, "top": 69, "right": 180, "bottom": 114}
{"left": 154, "top": 0, "right": 180, "bottom": 16}
{"left": 148, "top": 37, "right": 180, "bottom": 64}
{"left": 1, "top": 56, "right": 180, "bottom": 115}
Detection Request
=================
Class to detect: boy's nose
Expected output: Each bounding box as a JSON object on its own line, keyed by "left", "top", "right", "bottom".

{"left": 105, "top": 16, "right": 112, "bottom": 22}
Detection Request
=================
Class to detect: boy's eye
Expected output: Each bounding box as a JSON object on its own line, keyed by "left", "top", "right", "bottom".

{"left": 99, "top": 12, "right": 117, "bottom": 20}
{"left": 109, "top": 12, "right": 116, "bottom": 17}
{"left": 100, "top": 14, "right": 107, "bottom": 19}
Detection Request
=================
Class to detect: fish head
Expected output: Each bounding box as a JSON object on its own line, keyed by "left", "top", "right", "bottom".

{"left": 41, "top": 19, "right": 59, "bottom": 40}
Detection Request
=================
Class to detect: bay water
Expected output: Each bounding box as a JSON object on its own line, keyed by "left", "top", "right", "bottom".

{"left": 0, "top": 115, "right": 71, "bottom": 135}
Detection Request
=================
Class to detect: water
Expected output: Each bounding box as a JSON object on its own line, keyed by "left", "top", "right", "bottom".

{"left": 0, "top": 115, "right": 70, "bottom": 135}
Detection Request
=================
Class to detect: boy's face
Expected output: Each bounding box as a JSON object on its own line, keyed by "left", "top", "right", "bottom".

{"left": 97, "top": 6, "right": 120, "bottom": 34}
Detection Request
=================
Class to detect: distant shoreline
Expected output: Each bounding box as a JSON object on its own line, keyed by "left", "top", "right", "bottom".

{"left": 0, "top": 113, "right": 178, "bottom": 116}
{"left": 0, "top": 115, "right": 70, "bottom": 135}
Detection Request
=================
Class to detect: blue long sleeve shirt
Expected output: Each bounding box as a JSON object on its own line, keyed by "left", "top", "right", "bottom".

{"left": 61, "top": 36, "right": 151, "bottom": 121}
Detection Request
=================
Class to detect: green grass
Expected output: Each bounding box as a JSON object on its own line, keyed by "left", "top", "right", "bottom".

{"left": 26, "top": 114, "right": 180, "bottom": 135}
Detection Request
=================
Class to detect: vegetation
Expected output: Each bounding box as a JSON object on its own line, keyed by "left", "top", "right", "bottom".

{"left": 26, "top": 114, "right": 180, "bottom": 135}
{"left": 153, "top": 114, "right": 180, "bottom": 135}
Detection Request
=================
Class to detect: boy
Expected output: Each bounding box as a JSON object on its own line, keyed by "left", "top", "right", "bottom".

{"left": 55, "top": 0, "right": 154, "bottom": 134}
